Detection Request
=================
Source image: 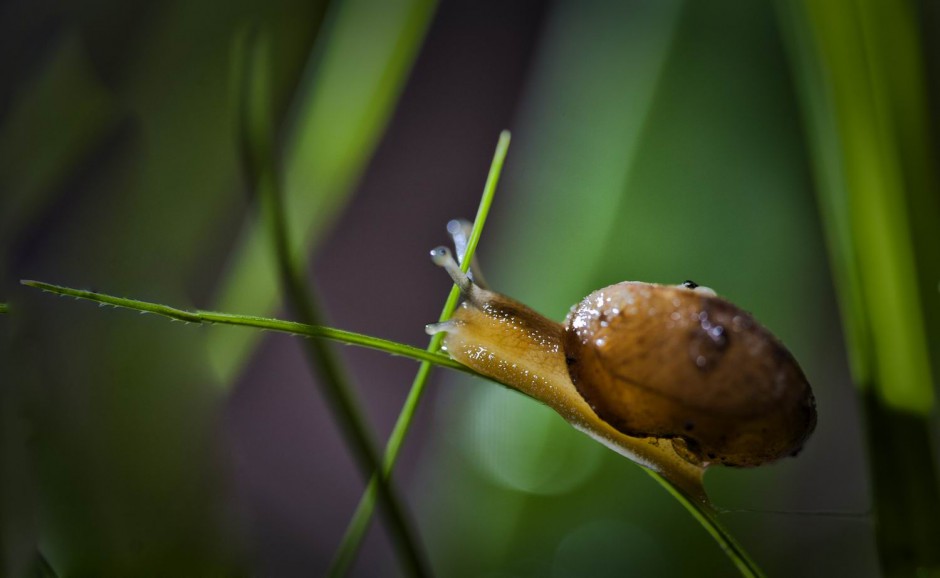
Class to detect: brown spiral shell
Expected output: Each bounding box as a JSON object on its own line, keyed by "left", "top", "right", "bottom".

{"left": 564, "top": 282, "right": 817, "bottom": 467}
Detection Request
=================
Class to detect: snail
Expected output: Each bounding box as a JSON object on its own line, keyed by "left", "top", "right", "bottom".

{"left": 426, "top": 223, "right": 816, "bottom": 501}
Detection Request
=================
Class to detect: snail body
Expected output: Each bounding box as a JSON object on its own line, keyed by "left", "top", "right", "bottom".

{"left": 427, "top": 245, "right": 816, "bottom": 498}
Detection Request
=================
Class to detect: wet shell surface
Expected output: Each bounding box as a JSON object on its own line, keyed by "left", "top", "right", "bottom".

{"left": 564, "top": 282, "right": 817, "bottom": 467}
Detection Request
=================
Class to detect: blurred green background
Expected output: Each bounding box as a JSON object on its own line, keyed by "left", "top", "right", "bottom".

{"left": 1, "top": 0, "right": 937, "bottom": 576}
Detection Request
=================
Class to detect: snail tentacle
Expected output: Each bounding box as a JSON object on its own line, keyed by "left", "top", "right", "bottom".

{"left": 446, "top": 219, "right": 490, "bottom": 289}
{"left": 430, "top": 246, "right": 487, "bottom": 306}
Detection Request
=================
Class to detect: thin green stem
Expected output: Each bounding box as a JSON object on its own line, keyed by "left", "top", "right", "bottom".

{"left": 241, "top": 28, "right": 428, "bottom": 576}
{"left": 648, "top": 472, "right": 764, "bottom": 578}
{"left": 329, "top": 130, "right": 510, "bottom": 576}
{"left": 20, "top": 280, "right": 470, "bottom": 374}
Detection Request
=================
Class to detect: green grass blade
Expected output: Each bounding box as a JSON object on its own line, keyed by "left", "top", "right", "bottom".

{"left": 208, "top": 0, "right": 439, "bottom": 384}
{"left": 792, "top": 0, "right": 933, "bottom": 414}
{"left": 240, "top": 30, "right": 429, "bottom": 576}
{"left": 777, "top": 0, "right": 940, "bottom": 574}
{"left": 328, "top": 130, "right": 510, "bottom": 577}
{"left": 20, "top": 280, "right": 468, "bottom": 374}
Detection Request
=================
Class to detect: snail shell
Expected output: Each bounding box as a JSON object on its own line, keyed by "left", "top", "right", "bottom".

{"left": 565, "top": 282, "right": 817, "bottom": 467}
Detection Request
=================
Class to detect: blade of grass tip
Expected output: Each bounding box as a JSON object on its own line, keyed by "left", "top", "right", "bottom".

{"left": 21, "top": 281, "right": 204, "bottom": 322}
{"left": 0, "top": 303, "right": 8, "bottom": 314}
{"left": 240, "top": 32, "right": 429, "bottom": 577}
{"left": 329, "top": 130, "right": 510, "bottom": 577}
{"left": 19, "top": 280, "right": 471, "bottom": 373}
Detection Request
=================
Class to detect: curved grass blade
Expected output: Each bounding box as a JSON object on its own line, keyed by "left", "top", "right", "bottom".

{"left": 208, "top": 0, "right": 440, "bottom": 384}
{"left": 240, "top": 27, "right": 429, "bottom": 575}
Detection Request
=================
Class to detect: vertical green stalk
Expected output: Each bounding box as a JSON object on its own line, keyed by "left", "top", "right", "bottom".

{"left": 777, "top": 0, "right": 940, "bottom": 574}
{"left": 238, "top": 30, "right": 428, "bottom": 577}
{"left": 329, "top": 131, "right": 511, "bottom": 576}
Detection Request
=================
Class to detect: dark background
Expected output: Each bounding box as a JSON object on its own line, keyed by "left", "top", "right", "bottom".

{"left": 3, "top": 0, "right": 937, "bottom": 576}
